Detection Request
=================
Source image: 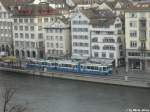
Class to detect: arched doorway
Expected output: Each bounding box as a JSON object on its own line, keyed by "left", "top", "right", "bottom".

{"left": 27, "top": 51, "right": 30, "bottom": 57}
{"left": 32, "top": 51, "right": 36, "bottom": 58}
{"left": 15, "top": 49, "right": 19, "bottom": 57}
{"left": 21, "top": 50, "right": 25, "bottom": 58}
{"left": 6, "top": 45, "right": 10, "bottom": 55}
{"left": 2, "top": 45, "right": 5, "bottom": 51}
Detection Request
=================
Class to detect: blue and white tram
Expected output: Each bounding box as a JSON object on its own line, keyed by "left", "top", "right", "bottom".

{"left": 45, "top": 60, "right": 58, "bottom": 71}
{"left": 26, "top": 59, "right": 112, "bottom": 75}
{"left": 55, "top": 60, "right": 79, "bottom": 72}
{"left": 79, "top": 62, "right": 112, "bottom": 75}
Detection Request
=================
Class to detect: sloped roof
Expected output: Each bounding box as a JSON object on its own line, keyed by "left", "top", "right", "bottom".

{"left": 0, "top": 0, "right": 34, "bottom": 11}
{"left": 13, "top": 3, "right": 59, "bottom": 17}
{"left": 59, "top": 17, "right": 70, "bottom": 24}
{"left": 90, "top": 18, "right": 116, "bottom": 27}
{"left": 80, "top": 8, "right": 117, "bottom": 27}
{"left": 47, "top": 0, "right": 65, "bottom": 4}
{"left": 126, "top": 2, "right": 150, "bottom": 11}
{"left": 81, "top": 8, "right": 116, "bottom": 19}
{"left": 97, "top": 0, "right": 132, "bottom": 10}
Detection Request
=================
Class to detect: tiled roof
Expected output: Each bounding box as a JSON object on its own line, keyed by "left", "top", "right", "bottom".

{"left": 13, "top": 4, "right": 59, "bottom": 17}
{"left": 126, "top": 2, "right": 150, "bottom": 11}
{"left": 80, "top": 8, "right": 117, "bottom": 27}
{"left": 81, "top": 8, "right": 116, "bottom": 19}
{"left": 47, "top": 0, "right": 65, "bottom": 3}
{"left": 0, "top": 0, "right": 34, "bottom": 11}
{"left": 90, "top": 18, "right": 116, "bottom": 27}
{"left": 97, "top": 0, "right": 132, "bottom": 10}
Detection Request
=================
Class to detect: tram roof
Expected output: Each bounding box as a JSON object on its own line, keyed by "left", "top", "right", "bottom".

{"left": 57, "top": 59, "right": 79, "bottom": 64}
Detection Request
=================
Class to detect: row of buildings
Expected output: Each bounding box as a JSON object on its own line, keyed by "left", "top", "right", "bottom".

{"left": 0, "top": 0, "right": 150, "bottom": 72}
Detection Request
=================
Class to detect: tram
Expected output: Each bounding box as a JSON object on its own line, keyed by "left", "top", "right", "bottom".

{"left": 26, "top": 59, "right": 112, "bottom": 75}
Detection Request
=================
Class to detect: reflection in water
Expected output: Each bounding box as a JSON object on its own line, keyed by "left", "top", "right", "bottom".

{"left": 0, "top": 71, "right": 150, "bottom": 112}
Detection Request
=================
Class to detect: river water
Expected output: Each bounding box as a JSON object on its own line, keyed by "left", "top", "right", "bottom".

{"left": 0, "top": 71, "right": 150, "bottom": 112}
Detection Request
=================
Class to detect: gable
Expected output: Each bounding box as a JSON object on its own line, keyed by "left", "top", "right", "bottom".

{"left": 98, "top": 3, "right": 112, "bottom": 10}
{"left": 71, "top": 11, "right": 89, "bottom": 22}
{"left": 115, "top": 2, "right": 122, "bottom": 9}
{"left": 0, "top": 2, "right": 7, "bottom": 12}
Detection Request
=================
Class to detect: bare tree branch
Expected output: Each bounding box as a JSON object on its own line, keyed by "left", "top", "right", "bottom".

{"left": 0, "top": 87, "right": 28, "bottom": 112}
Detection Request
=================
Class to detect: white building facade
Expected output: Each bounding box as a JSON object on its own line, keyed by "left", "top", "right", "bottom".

{"left": 71, "top": 9, "right": 124, "bottom": 67}
{"left": 91, "top": 17, "right": 124, "bottom": 67}
{"left": 44, "top": 18, "right": 71, "bottom": 59}
{"left": 13, "top": 4, "right": 58, "bottom": 59}
{"left": 0, "top": 1, "right": 13, "bottom": 55}
{"left": 71, "top": 11, "right": 91, "bottom": 59}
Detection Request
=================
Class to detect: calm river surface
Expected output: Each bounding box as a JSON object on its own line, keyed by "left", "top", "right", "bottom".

{"left": 0, "top": 71, "right": 150, "bottom": 112}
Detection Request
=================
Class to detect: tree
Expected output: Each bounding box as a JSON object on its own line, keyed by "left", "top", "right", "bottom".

{"left": 0, "top": 87, "right": 28, "bottom": 112}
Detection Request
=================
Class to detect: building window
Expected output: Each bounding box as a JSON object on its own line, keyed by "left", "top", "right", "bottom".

{"left": 30, "top": 26, "right": 34, "bottom": 31}
{"left": 115, "top": 23, "right": 121, "bottom": 28}
{"left": 130, "top": 41, "right": 137, "bottom": 48}
{"left": 128, "top": 52, "right": 140, "bottom": 56}
{"left": 47, "top": 42, "right": 50, "bottom": 47}
{"left": 25, "top": 42, "right": 30, "bottom": 47}
{"left": 19, "top": 26, "right": 23, "bottom": 31}
{"left": 38, "top": 18, "right": 42, "bottom": 23}
{"left": 15, "top": 41, "right": 19, "bottom": 47}
{"left": 24, "top": 18, "right": 28, "bottom": 23}
{"left": 44, "top": 18, "right": 48, "bottom": 22}
{"left": 14, "top": 26, "right": 18, "bottom": 30}
{"left": 92, "top": 45, "right": 100, "bottom": 50}
{"left": 92, "top": 37, "right": 98, "bottom": 42}
{"left": 14, "top": 19, "right": 17, "bottom": 23}
{"left": 60, "top": 43, "right": 63, "bottom": 48}
{"left": 51, "top": 43, "right": 53, "bottom": 48}
{"left": 60, "top": 36, "right": 63, "bottom": 41}
{"left": 31, "top": 34, "right": 35, "bottom": 39}
{"left": 25, "top": 26, "right": 29, "bottom": 31}
{"left": 102, "top": 53, "right": 106, "bottom": 58}
{"left": 94, "top": 52, "right": 98, "bottom": 57}
{"left": 38, "top": 26, "right": 42, "bottom": 31}
{"left": 19, "top": 19, "right": 23, "bottom": 23}
{"left": 25, "top": 33, "right": 29, "bottom": 39}
{"left": 38, "top": 33, "right": 43, "bottom": 39}
{"left": 109, "top": 53, "right": 114, "bottom": 58}
{"left": 130, "top": 30, "right": 137, "bottom": 37}
{"left": 129, "top": 21, "right": 137, "bottom": 28}
{"left": 15, "top": 33, "right": 18, "bottom": 38}
{"left": 20, "top": 33, "right": 23, "bottom": 38}
{"left": 31, "top": 42, "right": 35, "bottom": 48}
{"left": 30, "top": 18, "right": 34, "bottom": 23}
{"left": 73, "top": 28, "right": 88, "bottom": 32}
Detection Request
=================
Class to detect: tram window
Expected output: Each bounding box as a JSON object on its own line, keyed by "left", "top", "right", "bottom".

{"left": 95, "top": 67, "right": 98, "bottom": 70}
{"left": 103, "top": 67, "right": 106, "bottom": 71}
{"left": 99, "top": 67, "right": 102, "bottom": 71}
{"left": 91, "top": 66, "right": 93, "bottom": 69}
{"left": 87, "top": 66, "right": 91, "bottom": 69}
{"left": 51, "top": 63, "right": 55, "bottom": 66}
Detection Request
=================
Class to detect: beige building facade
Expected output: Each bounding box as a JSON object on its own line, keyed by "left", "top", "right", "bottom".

{"left": 125, "top": 3, "right": 150, "bottom": 72}
{"left": 44, "top": 18, "right": 71, "bottom": 59}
